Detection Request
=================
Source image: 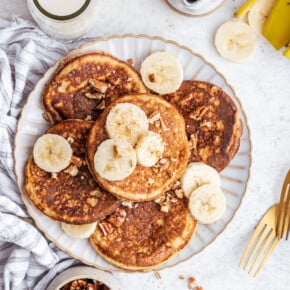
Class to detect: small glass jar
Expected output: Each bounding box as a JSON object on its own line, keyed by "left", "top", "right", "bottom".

{"left": 27, "top": 0, "right": 100, "bottom": 39}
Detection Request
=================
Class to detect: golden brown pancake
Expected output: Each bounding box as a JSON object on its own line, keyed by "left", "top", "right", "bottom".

{"left": 90, "top": 190, "right": 197, "bottom": 270}
{"left": 86, "top": 94, "right": 190, "bottom": 202}
{"left": 43, "top": 52, "right": 148, "bottom": 123}
{"left": 24, "top": 120, "right": 121, "bottom": 224}
{"left": 163, "top": 81, "right": 242, "bottom": 172}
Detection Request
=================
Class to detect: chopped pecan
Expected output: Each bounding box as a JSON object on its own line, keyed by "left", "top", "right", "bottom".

{"left": 87, "top": 198, "right": 98, "bottom": 207}
{"left": 189, "top": 106, "right": 208, "bottom": 120}
{"left": 90, "top": 189, "right": 102, "bottom": 197}
{"left": 171, "top": 180, "right": 181, "bottom": 190}
{"left": 121, "top": 200, "right": 133, "bottom": 208}
{"left": 88, "top": 79, "right": 108, "bottom": 93}
{"left": 42, "top": 111, "right": 54, "bottom": 124}
{"left": 159, "top": 158, "right": 168, "bottom": 165}
{"left": 108, "top": 215, "right": 124, "bottom": 227}
{"left": 51, "top": 172, "right": 57, "bottom": 179}
{"left": 148, "top": 112, "right": 161, "bottom": 124}
{"left": 154, "top": 195, "right": 166, "bottom": 204}
{"left": 99, "top": 222, "right": 113, "bottom": 236}
{"left": 64, "top": 165, "right": 79, "bottom": 176}
{"left": 216, "top": 120, "right": 224, "bottom": 130}
{"left": 149, "top": 73, "right": 156, "bottom": 82}
{"left": 71, "top": 156, "right": 82, "bottom": 167}
{"left": 160, "top": 203, "right": 170, "bottom": 213}
{"left": 95, "top": 99, "right": 106, "bottom": 110}
{"left": 127, "top": 58, "right": 133, "bottom": 65}
{"left": 175, "top": 189, "right": 184, "bottom": 199}
{"left": 188, "top": 133, "right": 198, "bottom": 150}
{"left": 84, "top": 92, "right": 104, "bottom": 100}
{"left": 155, "top": 271, "right": 161, "bottom": 279}
{"left": 108, "top": 208, "right": 127, "bottom": 227}
{"left": 85, "top": 115, "right": 92, "bottom": 121}
{"left": 113, "top": 145, "right": 123, "bottom": 158}
{"left": 200, "top": 121, "right": 215, "bottom": 131}
{"left": 159, "top": 115, "right": 169, "bottom": 131}
{"left": 213, "top": 135, "right": 221, "bottom": 145}
{"left": 188, "top": 277, "right": 196, "bottom": 289}
{"left": 114, "top": 208, "right": 127, "bottom": 218}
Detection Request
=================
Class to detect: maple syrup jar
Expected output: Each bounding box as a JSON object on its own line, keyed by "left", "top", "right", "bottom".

{"left": 27, "top": 0, "right": 100, "bottom": 39}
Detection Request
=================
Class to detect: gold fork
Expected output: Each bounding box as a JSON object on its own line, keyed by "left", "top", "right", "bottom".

{"left": 276, "top": 170, "right": 290, "bottom": 239}
{"left": 239, "top": 205, "right": 279, "bottom": 277}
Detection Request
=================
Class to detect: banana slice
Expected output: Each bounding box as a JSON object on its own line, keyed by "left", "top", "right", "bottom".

{"left": 136, "top": 131, "right": 164, "bottom": 167}
{"left": 106, "top": 103, "right": 149, "bottom": 146}
{"left": 214, "top": 21, "right": 256, "bottom": 63}
{"left": 140, "top": 51, "right": 183, "bottom": 94}
{"left": 188, "top": 184, "right": 226, "bottom": 224}
{"left": 94, "top": 138, "right": 137, "bottom": 181}
{"left": 248, "top": 0, "right": 276, "bottom": 34}
{"left": 33, "top": 133, "right": 73, "bottom": 173}
{"left": 62, "top": 222, "right": 97, "bottom": 239}
{"left": 181, "top": 162, "right": 221, "bottom": 198}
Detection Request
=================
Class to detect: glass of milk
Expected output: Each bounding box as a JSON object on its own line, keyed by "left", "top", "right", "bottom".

{"left": 27, "top": 0, "right": 100, "bottom": 39}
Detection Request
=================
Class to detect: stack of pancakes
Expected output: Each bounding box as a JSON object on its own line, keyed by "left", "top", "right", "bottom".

{"left": 24, "top": 51, "right": 242, "bottom": 270}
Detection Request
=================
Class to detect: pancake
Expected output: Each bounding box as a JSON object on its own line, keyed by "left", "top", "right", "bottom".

{"left": 43, "top": 52, "right": 148, "bottom": 124}
{"left": 163, "top": 80, "right": 242, "bottom": 172}
{"left": 90, "top": 190, "right": 197, "bottom": 270}
{"left": 86, "top": 94, "right": 190, "bottom": 202}
{"left": 24, "top": 120, "right": 121, "bottom": 224}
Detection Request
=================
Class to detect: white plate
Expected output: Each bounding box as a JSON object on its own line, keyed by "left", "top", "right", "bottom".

{"left": 14, "top": 34, "right": 251, "bottom": 271}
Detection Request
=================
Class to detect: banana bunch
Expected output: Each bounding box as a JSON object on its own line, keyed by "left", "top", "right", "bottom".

{"left": 236, "top": 0, "right": 290, "bottom": 58}
{"left": 181, "top": 162, "right": 226, "bottom": 224}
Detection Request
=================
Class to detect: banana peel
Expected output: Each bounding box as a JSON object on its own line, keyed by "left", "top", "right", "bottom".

{"left": 283, "top": 46, "right": 290, "bottom": 59}
{"left": 235, "top": 0, "right": 260, "bottom": 18}
{"left": 262, "top": 0, "right": 290, "bottom": 50}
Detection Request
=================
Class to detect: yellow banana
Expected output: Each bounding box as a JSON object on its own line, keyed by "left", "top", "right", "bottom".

{"left": 283, "top": 46, "right": 290, "bottom": 59}
{"left": 262, "top": 0, "right": 290, "bottom": 50}
{"left": 235, "top": 0, "right": 260, "bottom": 18}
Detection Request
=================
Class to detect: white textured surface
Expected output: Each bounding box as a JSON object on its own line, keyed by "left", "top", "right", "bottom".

{"left": 2, "top": 0, "right": 290, "bottom": 289}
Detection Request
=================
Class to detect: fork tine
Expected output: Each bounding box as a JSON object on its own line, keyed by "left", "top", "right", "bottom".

{"left": 285, "top": 204, "right": 290, "bottom": 240}
{"left": 239, "top": 222, "right": 266, "bottom": 267}
{"left": 248, "top": 229, "right": 274, "bottom": 274}
{"left": 253, "top": 237, "right": 279, "bottom": 277}
{"left": 282, "top": 185, "right": 290, "bottom": 238}
{"left": 243, "top": 224, "right": 269, "bottom": 269}
{"left": 277, "top": 170, "right": 290, "bottom": 238}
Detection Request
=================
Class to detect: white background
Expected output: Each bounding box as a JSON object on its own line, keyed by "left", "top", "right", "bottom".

{"left": 1, "top": 0, "right": 290, "bottom": 289}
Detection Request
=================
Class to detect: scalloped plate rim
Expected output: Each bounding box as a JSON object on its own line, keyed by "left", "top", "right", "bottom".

{"left": 14, "top": 34, "right": 252, "bottom": 272}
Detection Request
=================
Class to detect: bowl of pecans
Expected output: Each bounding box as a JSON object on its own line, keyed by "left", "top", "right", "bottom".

{"left": 47, "top": 266, "right": 122, "bottom": 290}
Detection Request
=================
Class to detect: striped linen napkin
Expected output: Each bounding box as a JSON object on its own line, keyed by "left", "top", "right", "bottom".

{"left": 0, "top": 16, "right": 96, "bottom": 290}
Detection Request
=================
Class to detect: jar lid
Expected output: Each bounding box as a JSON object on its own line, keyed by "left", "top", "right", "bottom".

{"left": 33, "top": 0, "right": 91, "bottom": 20}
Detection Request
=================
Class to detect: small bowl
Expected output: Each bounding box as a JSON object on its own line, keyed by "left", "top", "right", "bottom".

{"left": 47, "top": 266, "right": 122, "bottom": 290}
